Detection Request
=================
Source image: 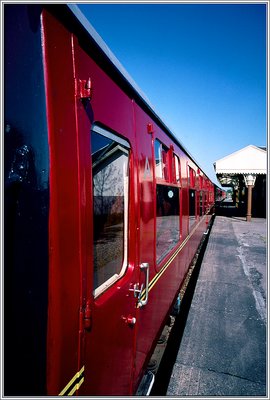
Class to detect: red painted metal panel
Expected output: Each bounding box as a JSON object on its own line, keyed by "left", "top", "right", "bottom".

{"left": 42, "top": 11, "right": 82, "bottom": 395}
{"left": 132, "top": 105, "right": 185, "bottom": 392}
{"left": 72, "top": 34, "right": 138, "bottom": 396}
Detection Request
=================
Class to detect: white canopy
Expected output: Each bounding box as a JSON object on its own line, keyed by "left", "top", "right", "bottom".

{"left": 214, "top": 145, "right": 266, "bottom": 175}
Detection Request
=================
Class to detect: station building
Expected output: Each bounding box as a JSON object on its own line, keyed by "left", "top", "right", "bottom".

{"left": 214, "top": 145, "right": 267, "bottom": 220}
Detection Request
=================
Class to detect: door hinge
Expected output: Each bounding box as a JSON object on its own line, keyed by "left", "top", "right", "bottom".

{"left": 84, "top": 300, "right": 92, "bottom": 331}
{"left": 75, "top": 77, "right": 92, "bottom": 100}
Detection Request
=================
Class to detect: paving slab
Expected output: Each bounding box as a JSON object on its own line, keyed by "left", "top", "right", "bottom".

{"left": 167, "top": 216, "right": 267, "bottom": 397}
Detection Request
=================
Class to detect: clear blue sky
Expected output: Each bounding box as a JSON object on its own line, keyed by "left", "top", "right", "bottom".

{"left": 77, "top": 3, "right": 267, "bottom": 185}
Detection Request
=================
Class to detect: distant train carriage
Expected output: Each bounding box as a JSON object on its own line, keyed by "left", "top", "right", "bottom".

{"left": 215, "top": 186, "right": 227, "bottom": 203}
{"left": 4, "top": 4, "right": 217, "bottom": 396}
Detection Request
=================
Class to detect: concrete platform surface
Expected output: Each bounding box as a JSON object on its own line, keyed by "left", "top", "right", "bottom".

{"left": 167, "top": 216, "right": 267, "bottom": 397}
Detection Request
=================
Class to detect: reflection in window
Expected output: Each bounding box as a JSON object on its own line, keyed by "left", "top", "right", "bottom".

{"left": 174, "top": 154, "right": 180, "bottom": 183}
{"left": 156, "top": 185, "right": 180, "bottom": 264}
{"left": 189, "top": 189, "right": 196, "bottom": 230}
{"left": 155, "top": 139, "right": 168, "bottom": 180}
{"left": 199, "top": 191, "right": 203, "bottom": 216}
{"left": 91, "top": 127, "right": 129, "bottom": 295}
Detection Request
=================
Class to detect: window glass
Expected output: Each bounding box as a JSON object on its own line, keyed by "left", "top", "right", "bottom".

{"left": 155, "top": 139, "right": 162, "bottom": 178}
{"left": 174, "top": 154, "right": 180, "bottom": 184}
{"left": 189, "top": 189, "right": 196, "bottom": 230}
{"left": 199, "top": 191, "right": 203, "bottom": 216}
{"left": 156, "top": 185, "right": 180, "bottom": 263}
{"left": 155, "top": 139, "right": 168, "bottom": 180}
{"left": 91, "top": 127, "right": 129, "bottom": 296}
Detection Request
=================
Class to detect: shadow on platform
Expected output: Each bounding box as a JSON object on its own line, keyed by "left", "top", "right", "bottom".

{"left": 215, "top": 198, "right": 266, "bottom": 219}
{"left": 215, "top": 200, "right": 245, "bottom": 218}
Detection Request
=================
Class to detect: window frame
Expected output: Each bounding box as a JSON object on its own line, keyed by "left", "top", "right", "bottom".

{"left": 155, "top": 183, "right": 181, "bottom": 265}
{"left": 153, "top": 137, "right": 182, "bottom": 266}
{"left": 154, "top": 138, "right": 169, "bottom": 181}
{"left": 91, "top": 124, "right": 130, "bottom": 298}
{"left": 173, "top": 153, "right": 181, "bottom": 185}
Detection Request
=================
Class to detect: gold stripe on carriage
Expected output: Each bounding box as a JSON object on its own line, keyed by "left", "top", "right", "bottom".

{"left": 138, "top": 213, "right": 211, "bottom": 304}
{"left": 58, "top": 365, "right": 85, "bottom": 396}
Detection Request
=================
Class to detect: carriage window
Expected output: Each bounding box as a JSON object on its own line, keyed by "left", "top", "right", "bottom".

{"left": 199, "top": 191, "right": 203, "bottom": 216}
{"left": 189, "top": 189, "right": 196, "bottom": 230}
{"left": 173, "top": 154, "right": 180, "bottom": 184}
{"left": 156, "top": 185, "right": 180, "bottom": 264}
{"left": 155, "top": 139, "right": 168, "bottom": 180}
{"left": 91, "top": 126, "right": 129, "bottom": 297}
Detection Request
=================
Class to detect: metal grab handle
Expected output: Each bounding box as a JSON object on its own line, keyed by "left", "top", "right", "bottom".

{"left": 138, "top": 263, "right": 149, "bottom": 308}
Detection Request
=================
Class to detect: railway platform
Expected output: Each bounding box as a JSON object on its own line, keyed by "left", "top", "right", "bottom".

{"left": 158, "top": 214, "right": 267, "bottom": 396}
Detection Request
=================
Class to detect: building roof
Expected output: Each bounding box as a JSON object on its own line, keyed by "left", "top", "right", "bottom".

{"left": 214, "top": 145, "right": 267, "bottom": 175}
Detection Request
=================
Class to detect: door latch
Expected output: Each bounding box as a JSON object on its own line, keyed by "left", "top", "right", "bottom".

{"left": 129, "top": 263, "right": 150, "bottom": 308}
{"left": 129, "top": 283, "right": 144, "bottom": 298}
{"left": 84, "top": 300, "right": 92, "bottom": 331}
{"left": 138, "top": 263, "right": 149, "bottom": 308}
{"left": 75, "top": 78, "right": 92, "bottom": 100}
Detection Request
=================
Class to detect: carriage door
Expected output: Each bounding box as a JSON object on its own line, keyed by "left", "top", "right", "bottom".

{"left": 74, "top": 47, "right": 137, "bottom": 396}
{"left": 80, "top": 124, "right": 137, "bottom": 395}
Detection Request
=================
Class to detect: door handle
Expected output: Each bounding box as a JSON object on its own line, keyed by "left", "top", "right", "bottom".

{"left": 138, "top": 263, "right": 149, "bottom": 308}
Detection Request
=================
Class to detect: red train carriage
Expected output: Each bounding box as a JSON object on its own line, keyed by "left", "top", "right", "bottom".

{"left": 4, "top": 4, "right": 216, "bottom": 396}
{"left": 215, "top": 186, "right": 227, "bottom": 203}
